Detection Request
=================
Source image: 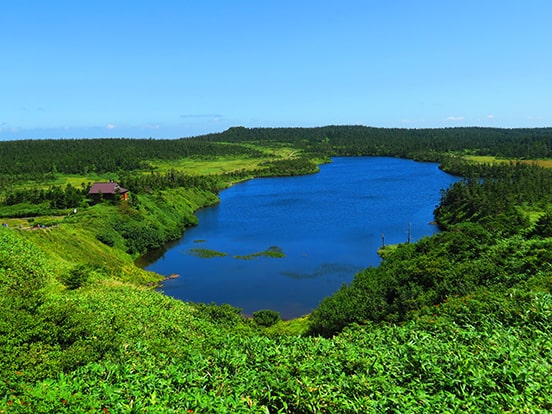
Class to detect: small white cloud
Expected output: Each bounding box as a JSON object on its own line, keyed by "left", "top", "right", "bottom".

{"left": 106, "top": 124, "right": 117, "bottom": 129}
{"left": 0, "top": 125, "right": 21, "bottom": 133}
{"left": 180, "top": 113, "right": 223, "bottom": 119}
{"left": 487, "top": 115, "right": 495, "bottom": 119}
{"left": 180, "top": 114, "right": 223, "bottom": 123}
{"left": 444, "top": 116, "right": 465, "bottom": 122}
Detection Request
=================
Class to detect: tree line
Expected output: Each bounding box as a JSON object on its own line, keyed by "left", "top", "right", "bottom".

{"left": 3, "top": 183, "right": 88, "bottom": 209}
{"left": 0, "top": 138, "right": 266, "bottom": 177}
{"left": 2, "top": 127, "right": 552, "bottom": 179}
{"left": 201, "top": 125, "right": 552, "bottom": 159}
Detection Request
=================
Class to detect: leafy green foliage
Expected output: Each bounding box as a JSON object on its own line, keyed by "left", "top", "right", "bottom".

{"left": 95, "top": 229, "right": 117, "bottom": 247}
{"left": 93, "top": 188, "right": 218, "bottom": 255}
{"left": 120, "top": 169, "right": 223, "bottom": 194}
{"left": 3, "top": 183, "right": 86, "bottom": 209}
{"left": 435, "top": 161, "right": 552, "bottom": 233}
{"left": 253, "top": 309, "right": 281, "bottom": 327}
{"left": 528, "top": 209, "right": 552, "bottom": 238}
{"left": 194, "top": 302, "right": 245, "bottom": 327}
{"left": 258, "top": 158, "right": 319, "bottom": 176}
{"left": 0, "top": 228, "right": 50, "bottom": 299}
{"left": 202, "top": 125, "right": 552, "bottom": 160}
{"left": 0, "top": 202, "right": 54, "bottom": 218}
{"left": 2, "top": 129, "right": 552, "bottom": 412}
{"left": 2, "top": 281, "right": 551, "bottom": 412}
{"left": 60, "top": 264, "right": 92, "bottom": 290}
{"left": 309, "top": 215, "right": 552, "bottom": 337}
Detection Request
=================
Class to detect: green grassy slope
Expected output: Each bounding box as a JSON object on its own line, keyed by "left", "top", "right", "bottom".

{"left": 2, "top": 226, "right": 551, "bottom": 412}
{"left": 2, "top": 131, "right": 552, "bottom": 412}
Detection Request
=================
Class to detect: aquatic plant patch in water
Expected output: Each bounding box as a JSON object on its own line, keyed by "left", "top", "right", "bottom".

{"left": 188, "top": 248, "right": 228, "bottom": 258}
{"left": 282, "top": 263, "right": 361, "bottom": 279}
{"left": 234, "top": 246, "right": 285, "bottom": 260}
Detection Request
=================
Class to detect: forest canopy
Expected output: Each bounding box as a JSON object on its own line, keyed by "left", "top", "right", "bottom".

{"left": 2, "top": 126, "right": 552, "bottom": 177}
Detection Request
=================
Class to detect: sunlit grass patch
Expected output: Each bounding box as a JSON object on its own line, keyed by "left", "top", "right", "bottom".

{"left": 147, "top": 146, "right": 300, "bottom": 175}
{"left": 264, "top": 314, "right": 311, "bottom": 335}
{"left": 464, "top": 155, "right": 552, "bottom": 168}
{"left": 9, "top": 173, "right": 114, "bottom": 192}
{"left": 377, "top": 244, "right": 399, "bottom": 259}
{"left": 150, "top": 157, "right": 265, "bottom": 175}
{"left": 530, "top": 159, "right": 552, "bottom": 168}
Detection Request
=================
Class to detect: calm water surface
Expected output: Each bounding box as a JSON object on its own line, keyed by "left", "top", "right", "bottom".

{"left": 145, "top": 157, "right": 459, "bottom": 318}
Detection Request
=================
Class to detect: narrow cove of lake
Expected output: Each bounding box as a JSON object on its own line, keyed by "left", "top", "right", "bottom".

{"left": 145, "top": 157, "right": 459, "bottom": 319}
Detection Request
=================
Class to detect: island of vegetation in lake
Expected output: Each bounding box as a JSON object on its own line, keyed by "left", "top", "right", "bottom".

{"left": 1, "top": 126, "right": 551, "bottom": 412}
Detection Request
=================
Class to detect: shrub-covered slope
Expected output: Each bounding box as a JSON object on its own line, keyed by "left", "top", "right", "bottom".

{"left": 2, "top": 129, "right": 552, "bottom": 412}
{"left": 2, "top": 214, "right": 552, "bottom": 412}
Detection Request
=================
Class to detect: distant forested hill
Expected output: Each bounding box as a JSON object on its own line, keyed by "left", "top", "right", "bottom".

{"left": 205, "top": 126, "right": 552, "bottom": 158}
{"left": 1, "top": 126, "right": 552, "bottom": 178}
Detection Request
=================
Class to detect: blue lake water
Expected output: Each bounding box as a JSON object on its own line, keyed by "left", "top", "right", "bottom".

{"left": 145, "top": 157, "right": 459, "bottom": 319}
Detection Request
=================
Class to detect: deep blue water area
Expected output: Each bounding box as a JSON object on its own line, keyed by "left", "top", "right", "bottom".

{"left": 145, "top": 157, "right": 459, "bottom": 319}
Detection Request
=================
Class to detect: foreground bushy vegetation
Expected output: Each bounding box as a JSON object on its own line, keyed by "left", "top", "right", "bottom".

{"left": 2, "top": 225, "right": 551, "bottom": 412}
{"left": 1, "top": 126, "right": 552, "bottom": 412}
{"left": 2, "top": 226, "right": 551, "bottom": 413}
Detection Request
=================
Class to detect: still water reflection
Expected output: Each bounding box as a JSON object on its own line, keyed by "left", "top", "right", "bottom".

{"left": 145, "top": 157, "right": 459, "bottom": 318}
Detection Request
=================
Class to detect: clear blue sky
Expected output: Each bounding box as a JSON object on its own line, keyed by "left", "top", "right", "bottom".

{"left": 2, "top": 0, "right": 551, "bottom": 140}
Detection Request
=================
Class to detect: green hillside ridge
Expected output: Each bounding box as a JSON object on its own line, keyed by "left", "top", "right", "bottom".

{"left": 1, "top": 127, "right": 552, "bottom": 412}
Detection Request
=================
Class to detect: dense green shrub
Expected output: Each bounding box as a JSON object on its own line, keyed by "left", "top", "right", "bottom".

{"left": 61, "top": 264, "right": 91, "bottom": 290}
{"left": 2, "top": 281, "right": 551, "bottom": 412}
{"left": 113, "top": 219, "right": 166, "bottom": 254}
{"left": 103, "top": 189, "right": 216, "bottom": 255}
{"left": 0, "top": 202, "right": 52, "bottom": 218}
{"left": 95, "top": 230, "right": 116, "bottom": 247}
{"left": 253, "top": 309, "right": 281, "bottom": 327}
{"left": 0, "top": 228, "right": 50, "bottom": 299}
{"left": 195, "top": 302, "right": 244, "bottom": 326}
{"left": 528, "top": 210, "right": 552, "bottom": 238}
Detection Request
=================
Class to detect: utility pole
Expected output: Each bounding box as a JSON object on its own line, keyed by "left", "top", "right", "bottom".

{"left": 407, "top": 223, "right": 411, "bottom": 244}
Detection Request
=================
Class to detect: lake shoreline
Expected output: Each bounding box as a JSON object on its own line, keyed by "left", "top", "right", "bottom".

{"left": 144, "top": 157, "right": 459, "bottom": 319}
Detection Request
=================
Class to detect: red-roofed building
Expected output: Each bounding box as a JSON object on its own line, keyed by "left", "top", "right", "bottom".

{"left": 88, "top": 182, "right": 129, "bottom": 202}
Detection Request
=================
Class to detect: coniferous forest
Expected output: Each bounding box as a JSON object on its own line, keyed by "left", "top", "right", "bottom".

{"left": 1, "top": 126, "right": 551, "bottom": 412}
